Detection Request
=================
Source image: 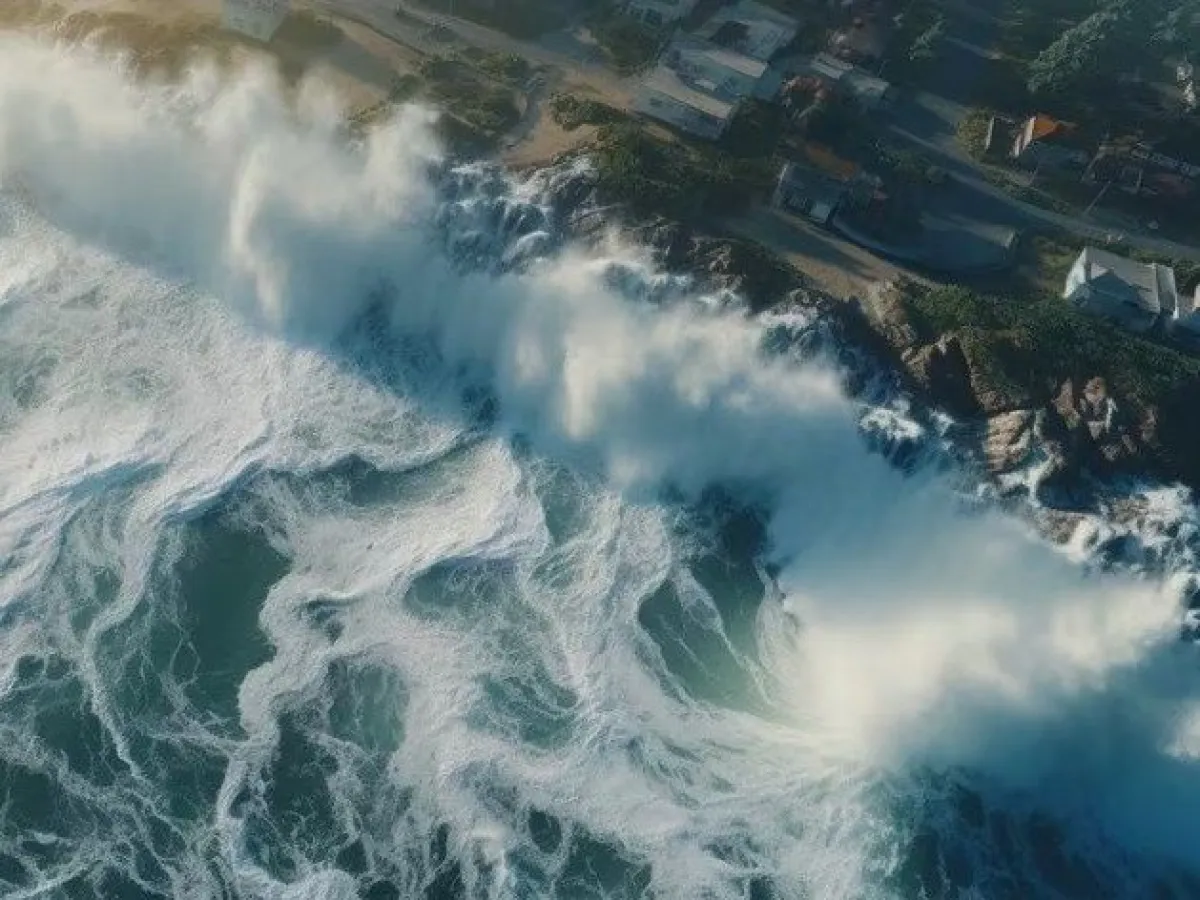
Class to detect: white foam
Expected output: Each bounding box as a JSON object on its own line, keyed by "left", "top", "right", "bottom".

{"left": 1, "top": 33, "right": 1199, "bottom": 899}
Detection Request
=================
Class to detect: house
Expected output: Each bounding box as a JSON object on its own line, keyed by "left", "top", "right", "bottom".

{"left": 805, "top": 53, "right": 893, "bottom": 109}
{"left": 696, "top": 0, "right": 799, "bottom": 61}
{"left": 1172, "top": 285, "right": 1200, "bottom": 341}
{"left": 622, "top": 0, "right": 699, "bottom": 28}
{"left": 1010, "top": 115, "right": 1092, "bottom": 170}
{"left": 773, "top": 161, "right": 848, "bottom": 224}
{"left": 634, "top": 65, "right": 739, "bottom": 140}
{"left": 1063, "top": 246, "right": 1178, "bottom": 332}
{"left": 663, "top": 36, "right": 781, "bottom": 100}
{"left": 222, "top": 0, "right": 290, "bottom": 42}
{"left": 1088, "top": 138, "right": 1200, "bottom": 202}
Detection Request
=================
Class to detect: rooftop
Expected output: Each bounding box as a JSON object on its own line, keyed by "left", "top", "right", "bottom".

{"left": 640, "top": 65, "right": 738, "bottom": 120}
{"left": 776, "top": 161, "right": 849, "bottom": 208}
{"left": 806, "top": 54, "right": 891, "bottom": 105}
{"left": 668, "top": 36, "right": 769, "bottom": 80}
{"left": 1077, "top": 246, "right": 1179, "bottom": 316}
{"left": 697, "top": 0, "right": 799, "bottom": 61}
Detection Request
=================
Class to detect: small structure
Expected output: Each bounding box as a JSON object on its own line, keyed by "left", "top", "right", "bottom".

{"left": 773, "top": 160, "right": 850, "bottom": 225}
{"left": 1010, "top": 114, "right": 1092, "bottom": 170}
{"left": 634, "top": 64, "right": 738, "bottom": 140}
{"left": 1063, "top": 246, "right": 1178, "bottom": 333}
{"left": 806, "top": 53, "right": 893, "bottom": 110}
{"left": 1089, "top": 138, "right": 1200, "bottom": 202}
{"left": 696, "top": 0, "right": 799, "bottom": 61}
{"left": 663, "top": 36, "right": 779, "bottom": 100}
{"left": 222, "top": 0, "right": 290, "bottom": 42}
{"left": 622, "top": 0, "right": 699, "bottom": 28}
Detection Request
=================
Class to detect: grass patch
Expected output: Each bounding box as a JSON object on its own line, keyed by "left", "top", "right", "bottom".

{"left": 549, "top": 94, "right": 624, "bottom": 131}
{"left": 419, "top": 56, "right": 520, "bottom": 136}
{"left": 898, "top": 282, "right": 1200, "bottom": 411}
{"left": 957, "top": 108, "right": 995, "bottom": 160}
{"left": 589, "top": 15, "right": 661, "bottom": 74}
{"left": 593, "top": 123, "right": 775, "bottom": 219}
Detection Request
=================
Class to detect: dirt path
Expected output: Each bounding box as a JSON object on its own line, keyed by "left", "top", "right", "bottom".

{"left": 723, "top": 207, "right": 917, "bottom": 301}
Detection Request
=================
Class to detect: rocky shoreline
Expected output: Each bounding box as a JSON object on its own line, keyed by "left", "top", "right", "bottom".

{"left": 519, "top": 154, "right": 1200, "bottom": 533}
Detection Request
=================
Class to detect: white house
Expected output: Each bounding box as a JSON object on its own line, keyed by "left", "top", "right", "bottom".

{"left": 1170, "top": 283, "right": 1200, "bottom": 340}
{"left": 663, "top": 36, "right": 779, "bottom": 100}
{"left": 695, "top": 0, "right": 799, "bottom": 61}
{"left": 634, "top": 64, "right": 738, "bottom": 140}
{"left": 222, "top": 0, "right": 290, "bottom": 42}
{"left": 1063, "top": 246, "right": 1178, "bottom": 333}
{"left": 622, "top": 0, "right": 699, "bottom": 28}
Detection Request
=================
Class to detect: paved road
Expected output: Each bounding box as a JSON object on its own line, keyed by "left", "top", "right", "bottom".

{"left": 319, "top": 0, "right": 622, "bottom": 85}
{"left": 881, "top": 0, "right": 1200, "bottom": 263}
{"left": 319, "top": 0, "right": 1200, "bottom": 262}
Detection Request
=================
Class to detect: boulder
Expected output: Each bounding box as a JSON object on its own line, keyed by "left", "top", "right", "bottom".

{"left": 983, "top": 409, "right": 1036, "bottom": 476}
{"left": 904, "top": 336, "right": 981, "bottom": 418}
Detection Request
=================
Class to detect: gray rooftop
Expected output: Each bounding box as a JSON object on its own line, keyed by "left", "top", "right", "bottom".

{"left": 668, "top": 36, "right": 769, "bottom": 80}
{"left": 696, "top": 0, "right": 799, "bottom": 61}
{"left": 640, "top": 65, "right": 737, "bottom": 120}
{"left": 1078, "top": 246, "right": 1179, "bottom": 316}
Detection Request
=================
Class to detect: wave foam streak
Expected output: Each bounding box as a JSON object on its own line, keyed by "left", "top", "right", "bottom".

{"left": 0, "top": 35, "right": 1199, "bottom": 899}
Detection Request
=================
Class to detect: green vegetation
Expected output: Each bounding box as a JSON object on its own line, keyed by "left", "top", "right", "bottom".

{"left": 956, "top": 108, "right": 995, "bottom": 160}
{"left": 592, "top": 124, "right": 774, "bottom": 219}
{"left": 419, "top": 57, "right": 520, "bottom": 137}
{"left": 885, "top": 0, "right": 946, "bottom": 83}
{"left": 549, "top": 94, "right": 624, "bottom": 131}
{"left": 468, "top": 50, "right": 533, "bottom": 84}
{"left": 588, "top": 14, "right": 661, "bottom": 74}
{"left": 897, "top": 281, "right": 1200, "bottom": 411}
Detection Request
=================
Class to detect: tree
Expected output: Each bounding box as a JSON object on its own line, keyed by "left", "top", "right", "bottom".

{"left": 908, "top": 15, "right": 946, "bottom": 66}
{"left": 1026, "top": 1, "right": 1131, "bottom": 98}
{"left": 1026, "top": 0, "right": 1183, "bottom": 100}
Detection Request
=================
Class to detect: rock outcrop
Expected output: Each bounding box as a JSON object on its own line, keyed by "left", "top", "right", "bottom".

{"left": 861, "top": 281, "right": 1200, "bottom": 495}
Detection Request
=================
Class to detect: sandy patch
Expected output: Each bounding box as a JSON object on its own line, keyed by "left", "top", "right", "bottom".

{"left": 0, "top": 0, "right": 421, "bottom": 111}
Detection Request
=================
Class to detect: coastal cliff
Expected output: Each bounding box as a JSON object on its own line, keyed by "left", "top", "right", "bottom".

{"left": 861, "top": 280, "right": 1200, "bottom": 499}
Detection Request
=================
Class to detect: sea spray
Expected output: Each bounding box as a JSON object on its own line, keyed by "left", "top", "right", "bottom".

{"left": 0, "top": 34, "right": 1199, "bottom": 899}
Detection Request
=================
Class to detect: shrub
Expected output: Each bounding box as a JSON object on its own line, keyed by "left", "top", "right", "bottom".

{"left": 589, "top": 16, "right": 661, "bottom": 74}
{"left": 549, "top": 94, "right": 623, "bottom": 131}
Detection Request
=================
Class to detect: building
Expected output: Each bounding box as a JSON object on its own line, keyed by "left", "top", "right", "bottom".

{"left": 663, "top": 36, "right": 780, "bottom": 100}
{"left": 696, "top": 0, "right": 799, "bottom": 61}
{"left": 634, "top": 65, "right": 738, "bottom": 140}
{"left": 772, "top": 161, "right": 848, "bottom": 224}
{"left": 1172, "top": 285, "right": 1200, "bottom": 342}
{"left": 622, "top": 0, "right": 699, "bottom": 28}
{"left": 222, "top": 0, "right": 290, "bottom": 42}
{"left": 1088, "top": 138, "right": 1200, "bottom": 202}
{"left": 1063, "top": 246, "right": 1178, "bottom": 332}
{"left": 1010, "top": 115, "right": 1091, "bottom": 170}
{"left": 805, "top": 54, "right": 893, "bottom": 109}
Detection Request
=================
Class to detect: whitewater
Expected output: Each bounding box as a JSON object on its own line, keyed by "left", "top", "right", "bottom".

{"left": 3, "top": 34, "right": 1200, "bottom": 899}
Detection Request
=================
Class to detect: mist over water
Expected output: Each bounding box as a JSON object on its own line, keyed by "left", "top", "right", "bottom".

{"left": 2, "top": 34, "right": 1200, "bottom": 899}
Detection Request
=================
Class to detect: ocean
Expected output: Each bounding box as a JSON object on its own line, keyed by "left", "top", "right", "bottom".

{"left": 2, "top": 34, "right": 1200, "bottom": 899}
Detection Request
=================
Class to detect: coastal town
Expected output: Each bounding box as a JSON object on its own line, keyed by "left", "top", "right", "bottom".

{"left": 5, "top": 0, "right": 1200, "bottom": 493}
{"left": 206, "top": 0, "right": 1200, "bottom": 334}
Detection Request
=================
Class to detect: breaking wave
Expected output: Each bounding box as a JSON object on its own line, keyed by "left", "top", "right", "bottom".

{"left": 1, "top": 34, "right": 1200, "bottom": 899}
